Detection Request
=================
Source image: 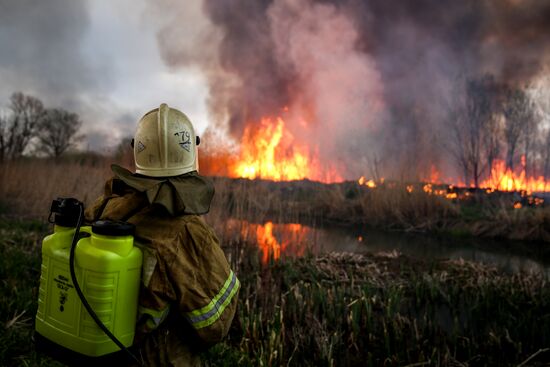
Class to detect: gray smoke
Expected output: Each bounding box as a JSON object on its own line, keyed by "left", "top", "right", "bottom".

{"left": 151, "top": 0, "right": 550, "bottom": 180}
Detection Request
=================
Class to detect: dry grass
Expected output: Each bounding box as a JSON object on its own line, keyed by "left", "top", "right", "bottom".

{"left": 0, "top": 158, "right": 110, "bottom": 218}
{"left": 1, "top": 159, "right": 549, "bottom": 242}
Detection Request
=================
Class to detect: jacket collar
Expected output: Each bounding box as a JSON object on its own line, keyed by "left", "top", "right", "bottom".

{"left": 110, "top": 164, "right": 214, "bottom": 216}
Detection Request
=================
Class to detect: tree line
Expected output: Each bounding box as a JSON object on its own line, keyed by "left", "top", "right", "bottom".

{"left": 448, "top": 75, "right": 550, "bottom": 188}
{"left": 0, "top": 92, "right": 83, "bottom": 161}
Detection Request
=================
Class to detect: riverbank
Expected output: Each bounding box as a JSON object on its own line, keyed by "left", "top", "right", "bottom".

{"left": 1, "top": 218, "right": 549, "bottom": 366}
{"left": 207, "top": 176, "right": 550, "bottom": 243}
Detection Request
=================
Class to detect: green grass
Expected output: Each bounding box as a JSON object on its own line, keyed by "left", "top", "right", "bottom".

{"left": 201, "top": 251, "right": 550, "bottom": 366}
{"left": 0, "top": 218, "right": 64, "bottom": 367}
{"left": 1, "top": 219, "right": 549, "bottom": 366}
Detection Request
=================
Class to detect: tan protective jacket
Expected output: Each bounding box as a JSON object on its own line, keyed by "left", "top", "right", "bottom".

{"left": 86, "top": 166, "right": 239, "bottom": 367}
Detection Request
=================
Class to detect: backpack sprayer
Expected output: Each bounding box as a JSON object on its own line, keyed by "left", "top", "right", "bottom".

{"left": 35, "top": 198, "right": 143, "bottom": 365}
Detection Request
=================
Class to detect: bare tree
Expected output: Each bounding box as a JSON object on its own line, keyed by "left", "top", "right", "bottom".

{"left": 503, "top": 88, "right": 529, "bottom": 172}
{"left": 449, "top": 75, "right": 501, "bottom": 187}
{"left": 0, "top": 92, "right": 45, "bottom": 160}
{"left": 37, "top": 108, "right": 83, "bottom": 158}
{"left": 448, "top": 95, "right": 470, "bottom": 185}
{"left": 483, "top": 104, "right": 503, "bottom": 182}
{"left": 528, "top": 77, "right": 550, "bottom": 181}
{"left": 519, "top": 96, "right": 537, "bottom": 178}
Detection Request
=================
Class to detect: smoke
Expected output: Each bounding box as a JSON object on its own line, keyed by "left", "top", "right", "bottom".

{"left": 151, "top": 0, "right": 550, "bottom": 180}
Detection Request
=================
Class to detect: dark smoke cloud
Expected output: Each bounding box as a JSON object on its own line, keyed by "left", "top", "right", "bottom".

{"left": 151, "top": 0, "right": 550, "bottom": 180}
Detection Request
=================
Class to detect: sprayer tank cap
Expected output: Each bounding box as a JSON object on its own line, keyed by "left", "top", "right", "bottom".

{"left": 92, "top": 220, "right": 135, "bottom": 237}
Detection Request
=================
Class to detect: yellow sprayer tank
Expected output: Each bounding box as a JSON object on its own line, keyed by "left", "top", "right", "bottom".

{"left": 35, "top": 215, "right": 142, "bottom": 357}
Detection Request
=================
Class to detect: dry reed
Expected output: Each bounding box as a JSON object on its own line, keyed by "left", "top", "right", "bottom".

{"left": 1, "top": 159, "right": 549, "bottom": 242}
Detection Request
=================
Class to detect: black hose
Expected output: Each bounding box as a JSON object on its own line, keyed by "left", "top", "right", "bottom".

{"left": 68, "top": 204, "right": 142, "bottom": 366}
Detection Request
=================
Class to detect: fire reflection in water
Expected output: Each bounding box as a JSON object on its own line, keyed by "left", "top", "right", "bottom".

{"left": 225, "top": 219, "right": 310, "bottom": 263}
{"left": 220, "top": 219, "right": 549, "bottom": 274}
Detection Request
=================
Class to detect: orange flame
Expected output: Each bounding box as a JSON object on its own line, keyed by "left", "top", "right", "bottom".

{"left": 416, "top": 160, "right": 549, "bottom": 195}
{"left": 358, "top": 176, "right": 377, "bottom": 188}
{"left": 426, "top": 165, "right": 441, "bottom": 184}
{"left": 479, "top": 159, "right": 549, "bottom": 194}
{"left": 232, "top": 117, "right": 342, "bottom": 183}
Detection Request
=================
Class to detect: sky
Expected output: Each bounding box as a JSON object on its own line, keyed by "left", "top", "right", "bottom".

{"left": 0, "top": 0, "right": 210, "bottom": 152}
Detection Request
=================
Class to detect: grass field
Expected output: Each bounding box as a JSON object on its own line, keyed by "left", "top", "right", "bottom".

{"left": 1, "top": 218, "right": 549, "bottom": 366}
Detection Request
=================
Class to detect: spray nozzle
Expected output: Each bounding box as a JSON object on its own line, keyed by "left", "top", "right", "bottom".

{"left": 48, "top": 197, "right": 84, "bottom": 227}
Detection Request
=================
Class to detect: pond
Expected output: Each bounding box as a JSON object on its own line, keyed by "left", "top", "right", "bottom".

{"left": 221, "top": 219, "right": 550, "bottom": 275}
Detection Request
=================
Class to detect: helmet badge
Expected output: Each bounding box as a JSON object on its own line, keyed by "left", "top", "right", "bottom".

{"left": 174, "top": 131, "right": 191, "bottom": 152}
{"left": 137, "top": 141, "right": 146, "bottom": 153}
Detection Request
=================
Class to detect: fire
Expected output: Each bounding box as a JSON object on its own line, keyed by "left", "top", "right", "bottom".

{"left": 232, "top": 117, "right": 342, "bottom": 183}
{"left": 425, "top": 165, "right": 441, "bottom": 184}
{"left": 446, "top": 192, "right": 458, "bottom": 199}
{"left": 358, "top": 176, "right": 377, "bottom": 188}
{"left": 479, "top": 159, "right": 549, "bottom": 194}
{"left": 423, "top": 183, "right": 433, "bottom": 194}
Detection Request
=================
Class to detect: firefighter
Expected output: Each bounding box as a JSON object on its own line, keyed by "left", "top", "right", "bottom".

{"left": 86, "top": 103, "right": 239, "bottom": 366}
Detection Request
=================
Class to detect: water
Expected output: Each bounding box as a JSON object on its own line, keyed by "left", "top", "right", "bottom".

{"left": 222, "top": 219, "right": 550, "bottom": 275}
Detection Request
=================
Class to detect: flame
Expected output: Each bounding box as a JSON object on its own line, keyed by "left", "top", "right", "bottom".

{"left": 423, "top": 183, "right": 433, "bottom": 194}
{"left": 358, "top": 176, "right": 377, "bottom": 188}
{"left": 479, "top": 159, "right": 549, "bottom": 194}
{"left": 232, "top": 117, "right": 342, "bottom": 183}
{"left": 425, "top": 165, "right": 441, "bottom": 184}
{"left": 446, "top": 192, "right": 458, "bottom": 199}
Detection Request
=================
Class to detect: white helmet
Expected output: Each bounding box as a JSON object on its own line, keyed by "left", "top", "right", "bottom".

{"left": 133, "top": 103, "right": 200, "bottom": 177}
